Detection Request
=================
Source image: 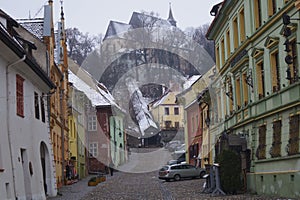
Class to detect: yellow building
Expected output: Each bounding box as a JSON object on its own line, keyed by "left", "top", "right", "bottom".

{"left": 44, "top": 0, "right": 69, "bottom": 187}
{"left": 149, "top": 91, "right": 184, "bottom": 130}
{"left": 147, "top": 91, "right": 184, "bottom": 146}
{"left": 150, "top": 92, "right": 183, "bottom": 129}
{"left": 67, "top": 87, "right": 78, "bottom": 180}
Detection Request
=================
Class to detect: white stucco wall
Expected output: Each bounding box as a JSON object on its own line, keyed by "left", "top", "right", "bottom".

{"left": 2, "top": 61, "right": 57, "bottom": 200}
{"left": 0, "top": 55, "right": 16, "bottom": 200}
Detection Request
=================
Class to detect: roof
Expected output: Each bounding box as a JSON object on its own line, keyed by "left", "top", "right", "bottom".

{"left": 151, "top": 90, "right": 178, "bottom": 108}
{"left": 104, "top": 20, "right": 132, "bottom": 40}
{"left": 68, "top": 59, "right": 121, "bottom": 109}
{"left": 206, "top": 1, "right": 227, "bottom": 40}
{"left": 0, "top": 25, "right": 55, "bottom": 90}
{"left": 127, "top": 79, "right": 158, "bottom": 137}
{"left": 167, "top": 4, "right": 177, "bottom": 26}
{"left": 183, "top": 75, "right": 202, "bottom": 90}
{"left": 17, "top": 18, "right": 44, "bottom": 40}
{"left": 104, "top": 11, "right": 175, "bottom": 40}
{"left": 69, "top": 70, "right": 110, "bottom": 106}
{"left": 129, "top": 11, "right": 171, "bottom": 29}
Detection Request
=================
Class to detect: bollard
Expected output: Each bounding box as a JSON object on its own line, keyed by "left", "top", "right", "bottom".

{"left": 211, "top": 163, "right": 226, "bottom": 196}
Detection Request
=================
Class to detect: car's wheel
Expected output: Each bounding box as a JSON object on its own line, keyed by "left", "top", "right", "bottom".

{"left": 174, "top": 174, "right": 181, "bottom": 181}
{"left": 200, "top": 171, "right": 205, "bottom": 178}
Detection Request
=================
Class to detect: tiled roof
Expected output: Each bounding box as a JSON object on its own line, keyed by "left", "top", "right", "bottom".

{"left": 18, "top": 18, "right": 44, "bottom": 40}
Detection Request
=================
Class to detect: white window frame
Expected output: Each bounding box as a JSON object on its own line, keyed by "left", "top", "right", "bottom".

{"left": 88, "top": 115, "right": 97, "bottom": 131}
{"left": 89, "top": 142, "right": 98, "bottom": 157}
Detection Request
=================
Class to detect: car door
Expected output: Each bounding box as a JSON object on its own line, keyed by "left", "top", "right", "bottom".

{"left": 184, "top": 164, "right": 198, "bottom": 177}
{"left": 179, "top": 164, "right": 190, "bottom": 177}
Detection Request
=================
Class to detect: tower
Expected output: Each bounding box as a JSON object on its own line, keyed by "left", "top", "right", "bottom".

{"left": 167, "top": 3, "right": 177, "bottom": 27}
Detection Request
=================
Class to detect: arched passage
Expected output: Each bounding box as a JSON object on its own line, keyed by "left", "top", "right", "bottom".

{"left": 40, "top": 142, "right": 51, "bottom": 196}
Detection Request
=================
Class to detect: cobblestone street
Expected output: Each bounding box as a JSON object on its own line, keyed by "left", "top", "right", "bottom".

{"left": 48, "top": 148, "right": 296, "bottom": 200}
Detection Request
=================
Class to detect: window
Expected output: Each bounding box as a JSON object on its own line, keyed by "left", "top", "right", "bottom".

{"left": 226, "top": 29, "right": 231, "bottom": 58}
{"left": 227, "top": 79, "right": 234, "bottom": 114}
{"left": 256, "top": 61, "right": 265, "bottom": 99}
{"left": 235, "top": 77, "right": 241, "bottom": 109}
{"left": 34, "top": 92, "right": 40, "bottom": 119}
{"left": 165, "top": 121, "right": 171, "bottom": 128}
{"left": 41, "top": 94, "right": 45, "bottom": 123}
{"left": 288, "top": 115, "right": 299, "bottom": 155}
{"left": 164, "top": 107, "right": 169, "bottom": 115}
{"left": 189, "top": 144, "right": 199, "bottom": 159}
{"left": 287, "top": 39, "right": 299, "bottom": 84}
{"left": 192, "top": 117, "right": 195, "bottom": 132}
{"left": 233, "top": 17, "right": 239, "bottom": 49}
{"left": 256, "top": 125, "right": 266, "bottom": 159}
{"left": 16, "top": 74, "right": 24, "bottom": 117}
{"left": 270, "top": 50, "right": 280, "bottom": 92}
{"left": 222, "top": 87, "right": 227, "bottom": 116}
{"left": 216, "top": 45, "right": 220, "bottom": 69}
{"left": 196, "top": 115, "right": 199, "bottom": 131}
{"left": 242, "top": 72, "right": 249, "bottom": 106}
{"left": 226, "top": 29, "right": 230, "bottom": 58}
{"left": 174, "top": 107, "right": 179, "bottom": 115}
{"left": 254, "top": 0, "right": 262, "bottom": 29}
{"left": 89, "top": 142, "right": 98, "bottom": 157}
{"left": 239, "top": 8, "right": 246, "bottom": 42}
{"left": 175, "top": 122, "right": 180, "bottom": 129}
{"left": 220, "top": 37, "right": 225, "bottom": 65}
{"left": 268, "top": 0, "right": 277, "bottom": 17}
{"left": 271, "top": 120, "right": 281, "bottom": 158}
{"left": 217, "top": 92, "right": 221, "bottom": 120}
{"left": 88, "top": 115, "right": 97, "bottom": 131}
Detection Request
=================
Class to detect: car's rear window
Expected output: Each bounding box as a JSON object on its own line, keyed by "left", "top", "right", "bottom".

{"left": 160, "top": 166, "right": 169, "bottom": 171}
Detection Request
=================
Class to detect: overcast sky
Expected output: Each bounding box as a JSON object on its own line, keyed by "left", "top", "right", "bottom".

{"left": 2, "top": 0, "right": 221, "bottom": 36}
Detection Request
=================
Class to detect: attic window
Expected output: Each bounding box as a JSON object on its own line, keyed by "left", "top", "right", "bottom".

{"left": 264, "top": 37, "right": 279, "bottom": 49}
{"left": 251, "top": 48, "right": 264, "bottom": 59}
{"left": 15, "top": 36, "right": 37, "bottom": 57}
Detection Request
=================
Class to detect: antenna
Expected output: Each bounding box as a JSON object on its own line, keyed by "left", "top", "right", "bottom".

{"left": 33, "top": 1, "right": 48, "bottom": 19}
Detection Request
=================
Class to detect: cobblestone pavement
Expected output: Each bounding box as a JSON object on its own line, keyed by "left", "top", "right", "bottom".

{"left": 48, "top": 148, "right": 297, "bottom": 200}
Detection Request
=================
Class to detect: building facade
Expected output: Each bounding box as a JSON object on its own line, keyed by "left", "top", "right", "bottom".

{"left": 207, "top": 0, "right": 300, "bottom": 197}
{"left": 0, "top": 9, "right": 56, "bottom": 199}
{"left": 45, "top": 1, "right": 70, "bottom": 187}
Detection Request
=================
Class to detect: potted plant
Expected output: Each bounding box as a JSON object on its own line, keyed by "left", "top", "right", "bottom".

{"left": 88, "top": 177, "right": 98, "bottom": 186}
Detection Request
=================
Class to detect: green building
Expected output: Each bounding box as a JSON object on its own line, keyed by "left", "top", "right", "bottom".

{"left": 110, "top": 115, "right": 126, "bottom": 167}
{"left": 207, "top": 0, "right": 300, "bottom": 198}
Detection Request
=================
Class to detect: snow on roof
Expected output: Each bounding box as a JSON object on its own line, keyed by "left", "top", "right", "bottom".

{"left": 132, "top": 91, "right": 158, "bottom": 136}
{"left": 152, "top": 91, "right": 170, "bottom": 108}
{"left": 69, "top": 60, "right": 126, "bottom": 114}
{"left": 126, "top": 79, "right": 158, "bottom": 136}
{"left": 183, "top": 75, "right": 202, "bottom": 90}
{"left": 69, "top": 70, "right": 110, "bottom": 106}
{"left": 18, "top": 18, "right": 44, "bottom": 40}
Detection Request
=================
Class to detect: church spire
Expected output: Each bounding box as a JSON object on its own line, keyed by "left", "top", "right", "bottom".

{"left": 167, "top": 2, "right": 177, "bottom": 27}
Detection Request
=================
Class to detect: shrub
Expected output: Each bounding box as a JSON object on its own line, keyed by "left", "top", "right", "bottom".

{"left": 216, "top": 149, "right": 242, "bottom": 194}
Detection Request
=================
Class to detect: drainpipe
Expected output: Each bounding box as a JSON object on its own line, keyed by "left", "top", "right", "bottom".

{"left": 6, "top": 55, "right": 26, "bottom": 199}
{"left": 59, "top": 76, "right": 65, "bottom": 185}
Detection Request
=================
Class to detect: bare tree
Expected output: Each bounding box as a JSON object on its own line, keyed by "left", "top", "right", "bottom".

{"left": 192, "top": 23, "right": 215, "bottom": 61}
{"left": 66, "top": 28, "right": 99, "bottom": 65}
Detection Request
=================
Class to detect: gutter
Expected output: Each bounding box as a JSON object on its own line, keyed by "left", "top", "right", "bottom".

{"left": 6, "top": 54, "right": 26, "bottom": 199}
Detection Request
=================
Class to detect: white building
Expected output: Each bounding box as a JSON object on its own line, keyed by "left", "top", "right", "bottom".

{"left": 0, "top": 10, "right": 57, "bottom": 199}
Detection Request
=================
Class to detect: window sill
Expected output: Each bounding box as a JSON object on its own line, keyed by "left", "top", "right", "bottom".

{"left": 255, "top": 154, "right": 300, "bottom": 164}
